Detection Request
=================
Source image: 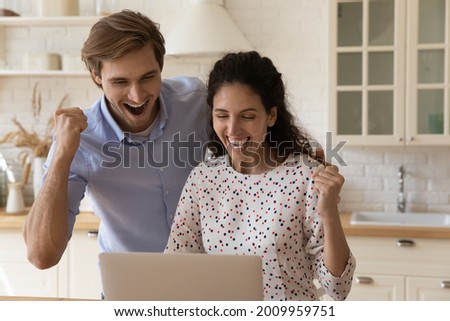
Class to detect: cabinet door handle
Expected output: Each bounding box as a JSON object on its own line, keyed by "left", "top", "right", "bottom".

{"left": 86, "top": 230, "right": 99, "bottom": 238}
{"left": 441, "top": 281, "right": 450, "bottom": 289}
{"left": 355, "top": 276, "right": 374, "bottom": 285}
{"left": 396, "top": 239, "right": 415, "bottom": 247}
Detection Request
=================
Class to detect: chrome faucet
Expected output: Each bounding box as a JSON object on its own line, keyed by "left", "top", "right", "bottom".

{"left": 397, "top": 165, "right": 405, "bottom": 213}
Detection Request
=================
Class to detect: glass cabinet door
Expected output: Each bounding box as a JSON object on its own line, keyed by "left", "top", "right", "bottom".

{"left": 332, "top": 0, "right": 402, "bottom": 144}
{"left": 337, "top": 1, "right": 363, "bottom": 47}
{"left": 409, "top": 0, "right": 449, "bottom": 141}
{"left": 331, "top": 0, "right": 450, "bottom": 145}
{"left": 417, "top": 89, "right": 444, "bottom": 134}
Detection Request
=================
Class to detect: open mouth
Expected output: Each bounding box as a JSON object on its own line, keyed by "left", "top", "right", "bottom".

{"left": 227, "top": 137, "right": 251, "bottom": 150}
{"left": 124, "top": 101, "right": 146, "bottom": 116}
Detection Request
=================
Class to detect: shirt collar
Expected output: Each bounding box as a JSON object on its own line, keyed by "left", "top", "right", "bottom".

{"left": 100, "top": 95, "right": 124, "bottom": 141}
{"left": 149, "top": 95, "right": 168, "bottom": 141}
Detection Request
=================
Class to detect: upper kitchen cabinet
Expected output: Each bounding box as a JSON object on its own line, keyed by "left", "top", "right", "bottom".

{"left": 329, "top": 0, "right": 450, "bottom": 146}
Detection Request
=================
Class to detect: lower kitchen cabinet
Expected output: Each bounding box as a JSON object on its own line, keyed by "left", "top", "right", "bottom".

{"left": 407, "top": 277, "right": 450, "bottom": 301}
{"left": 0, "top": 228, "right": 101, "bottom": 299}
{"left": 61, "top": 229, "right": 102, "bottom": 300}
{"left": 347, "top": 274, "right": 405, "bottom": 301}
{"left": 346, "top": 236, "right": 450, "bottom": 301}
{"left": 0, "top": 230, "right": 59, "bottom": 297}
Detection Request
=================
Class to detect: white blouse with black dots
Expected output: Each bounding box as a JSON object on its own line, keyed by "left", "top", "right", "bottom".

{"left": 165, "top": 154, "right": 356, "bottom": 301}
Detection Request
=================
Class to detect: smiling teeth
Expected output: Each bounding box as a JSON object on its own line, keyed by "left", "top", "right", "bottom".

{"left": 125, "top": 102, "right": 145, "bottom": 108}
{"left": 229, "top": 139, "right": 248, "bottom": 148}
{"left": 125, "top": 101, "right": 146, "bottom": 116}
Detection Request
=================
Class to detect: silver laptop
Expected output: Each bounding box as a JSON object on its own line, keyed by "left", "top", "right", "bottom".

{"left": 99, "top": 252, "right": 264, "bottom": 301}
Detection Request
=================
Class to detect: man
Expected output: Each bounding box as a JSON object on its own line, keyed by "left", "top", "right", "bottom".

{"left": 23, "top": 10, "right": 210, "bottom": 269}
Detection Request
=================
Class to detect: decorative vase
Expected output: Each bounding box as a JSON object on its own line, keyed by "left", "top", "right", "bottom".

{"left": 6, "top": 182, "right": 25, "bottom": 214}
{"left": 33, "top": 157, "right": 46, "bottom": 200}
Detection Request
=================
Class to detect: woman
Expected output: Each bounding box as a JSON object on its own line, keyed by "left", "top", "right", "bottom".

{"left": 165, "top": 51, "right": 355, "bottom": 300}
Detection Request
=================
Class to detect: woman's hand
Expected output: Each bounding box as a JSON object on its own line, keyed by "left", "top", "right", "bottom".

{"left": 313, "top": 165, "right": 344, "bottom": 221}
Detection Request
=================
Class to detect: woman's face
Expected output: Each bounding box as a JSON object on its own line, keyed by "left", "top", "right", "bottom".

{"left": 212, "top": 83, "right": 277, "bottom": 169}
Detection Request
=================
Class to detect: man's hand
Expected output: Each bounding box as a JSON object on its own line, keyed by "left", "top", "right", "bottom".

{"left": 54, "top": 107, "right": 88, "bottom": 158}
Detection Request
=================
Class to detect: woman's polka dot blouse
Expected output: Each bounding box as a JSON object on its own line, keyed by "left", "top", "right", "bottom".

{"left": 165, "top": 154, "right": 356, "bottom": 301}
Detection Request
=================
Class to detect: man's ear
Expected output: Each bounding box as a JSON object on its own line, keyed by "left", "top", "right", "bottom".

{"left": 91, "top": 69, "right": 102, "bottom": 86}
{"left": 268, "top": 107, "right": 277, "bottom": 127}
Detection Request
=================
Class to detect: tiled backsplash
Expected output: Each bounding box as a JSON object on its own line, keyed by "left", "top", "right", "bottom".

{"left": 339, "top": 146, "right": 450, "bottom": 214}
{"left": 1, "top": 0, "right": 449, "bottom": 212}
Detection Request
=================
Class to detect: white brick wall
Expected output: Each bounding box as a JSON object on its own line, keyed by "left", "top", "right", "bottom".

{"left": 340, "top": 146, "right": 450, "bottom": 213}
{"left": 1, "top": 0, "right": 449, "bottom": 214}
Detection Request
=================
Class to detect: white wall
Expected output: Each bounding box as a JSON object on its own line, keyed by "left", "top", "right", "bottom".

{"left": 0, "top": 0, "right": 449, "bottom": 213}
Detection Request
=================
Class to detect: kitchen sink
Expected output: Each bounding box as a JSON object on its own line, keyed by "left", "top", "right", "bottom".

{"left": 350, "top": 211, "right": 450, "bottom": 228}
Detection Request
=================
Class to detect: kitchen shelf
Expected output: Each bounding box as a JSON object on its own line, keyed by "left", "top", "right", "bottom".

{"left": 0, "top": 17, "right": 96, "bottom": 77}
{"left": 0, "top": 16, "right": 99, "bottom": 26}
{"left": 0, "top": 70, "right": 89, "bottom": 76}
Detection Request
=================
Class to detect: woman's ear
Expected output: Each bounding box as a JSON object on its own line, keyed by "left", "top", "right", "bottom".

{"left": 268, "top": 107, "right": 277, "bottom": 127}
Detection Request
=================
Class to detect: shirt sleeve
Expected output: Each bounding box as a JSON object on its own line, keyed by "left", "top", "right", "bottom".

{"left": 164, "top": 167, "right": 205, "bottom": 253}
{"left": 318, "top": 250, "right": 356, "bottom": 301}
{"left": 302, "top": 168, "right": 356, "bottom": 301}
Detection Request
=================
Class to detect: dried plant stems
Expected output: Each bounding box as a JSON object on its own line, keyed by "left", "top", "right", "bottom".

{"left": 0, "top": 83, "right": 67, "bottom": 158}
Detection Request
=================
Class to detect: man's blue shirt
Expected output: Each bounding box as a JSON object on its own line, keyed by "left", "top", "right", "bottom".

{"left": 44, "top": 77, "right": 210, "bottom": 253}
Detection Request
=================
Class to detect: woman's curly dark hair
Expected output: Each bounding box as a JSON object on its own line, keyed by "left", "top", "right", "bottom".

{"left": 206, "top": 51, "right": 318, "bottom": 160}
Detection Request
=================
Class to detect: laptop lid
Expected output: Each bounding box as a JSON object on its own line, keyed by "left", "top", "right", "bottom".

{"left": 99, "top": 252, "right": 264, "bottom": 301}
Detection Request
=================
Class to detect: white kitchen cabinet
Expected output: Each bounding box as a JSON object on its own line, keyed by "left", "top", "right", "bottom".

{"left": 346, "top": 236, "right": 450, "bottom": 301}
{"left": 0, "top": 226, "right": 101, "bottom": 299}
{"left": 347, "top": 274, "right": 405, "bottom": 301}
{"left": 61, "top": 229, "right": 102, "bottom": 300}
{"left": 329, "top": 0, "right": 450, "bottom": 146}
{"left": 407, "top": 277, "right": 450, "bottom": 301}
{"left": 0, "top": 229, "right": 60, "bottom": 297}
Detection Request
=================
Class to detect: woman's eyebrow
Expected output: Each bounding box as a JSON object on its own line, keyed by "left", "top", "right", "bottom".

{"left": 213, "top": 108, "right": 258, "bottom": 113}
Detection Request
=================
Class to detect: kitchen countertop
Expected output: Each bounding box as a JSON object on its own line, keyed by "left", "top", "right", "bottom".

{"left": 340, "top": 212, "right": 450, "bottom": 239}
{"left": 1, "top": 209, "right": 449, "bottom": 239}
{"left": 0, "top": 295, "right": 98, "bottom": 301}
{"left": 0, "top": 208, "right": 100, "bottom": 230}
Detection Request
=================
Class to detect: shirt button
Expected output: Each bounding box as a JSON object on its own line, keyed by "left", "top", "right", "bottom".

{"left": 165, "top": 190, "right": 169, "bottom": 195}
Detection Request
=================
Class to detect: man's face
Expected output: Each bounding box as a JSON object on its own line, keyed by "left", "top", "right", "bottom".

{"left": 92, "top": 43, "right": 162, "bottom": 133}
